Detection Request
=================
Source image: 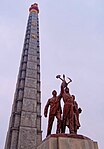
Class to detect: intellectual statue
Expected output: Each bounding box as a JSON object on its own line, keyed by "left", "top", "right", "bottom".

{"left": 44, "top": 90, "right": 62, "bottom": 137}
{"left": 72, "top": 95, "right": 82, "bottom": 133}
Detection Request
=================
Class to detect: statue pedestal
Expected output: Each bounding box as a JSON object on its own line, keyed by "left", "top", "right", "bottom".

{"left": 37, "top": 134, "right": 98, "bottom": 149}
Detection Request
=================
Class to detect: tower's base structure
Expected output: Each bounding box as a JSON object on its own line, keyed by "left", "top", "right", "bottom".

{"left": 38, "top": 134, "right": 99, "bottom": 149}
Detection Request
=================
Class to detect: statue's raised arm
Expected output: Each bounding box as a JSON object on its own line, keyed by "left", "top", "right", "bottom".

{"left": 56, "top": 74, "right": 72, "bottom": 89}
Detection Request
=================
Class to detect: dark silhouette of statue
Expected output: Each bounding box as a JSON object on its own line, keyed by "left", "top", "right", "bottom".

{"left": 44, "top": 90, "right": 62, "bottom": 137}
{"left": 68, "top": 95, "right": 82, "bottom": 134}
{"left": 44, "top": 74, "right": 82, "bottom": 136}
{"left": 57, "top": 74, "right": 82, "bottom": 134}
{"left": 61, "top": 82, "right": 75, "bottom": 133}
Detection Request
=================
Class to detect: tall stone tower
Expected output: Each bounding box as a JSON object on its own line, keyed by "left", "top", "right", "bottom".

{"left": 4, "top": 3, "right": 42, "bottom": 149}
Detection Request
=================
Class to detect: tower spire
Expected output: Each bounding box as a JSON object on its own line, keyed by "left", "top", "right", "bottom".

{"left": 29, "top": 3, "right": 39, "bottom": 13}
{"left": 4, "top": 3, "right": 42, "bottom": 149}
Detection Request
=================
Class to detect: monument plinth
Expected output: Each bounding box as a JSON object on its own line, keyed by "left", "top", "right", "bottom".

{"left": 38, "top": 134, "right": 98, "bottom": 149}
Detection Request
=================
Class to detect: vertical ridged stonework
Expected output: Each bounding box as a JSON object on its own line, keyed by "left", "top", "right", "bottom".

{"left": 4, "top": 3, "right": 42, "bottom": 149}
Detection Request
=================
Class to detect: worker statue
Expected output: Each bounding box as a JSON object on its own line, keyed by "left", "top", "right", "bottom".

{"left": 44, "top": 90, "right": 62, "bottom": 137}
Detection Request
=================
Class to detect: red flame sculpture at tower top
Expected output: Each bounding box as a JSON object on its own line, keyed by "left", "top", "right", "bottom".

{"left": 29, "top": 3, "right": 39, "bottom": 13}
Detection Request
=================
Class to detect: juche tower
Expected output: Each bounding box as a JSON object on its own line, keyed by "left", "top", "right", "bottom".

{"left": 4, "top": 3, "right": 42, "bottom": 149}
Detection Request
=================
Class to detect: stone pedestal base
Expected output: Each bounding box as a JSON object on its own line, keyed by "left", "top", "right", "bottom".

{"left": 37, "top": 134, "right": 98, "bottom": 149}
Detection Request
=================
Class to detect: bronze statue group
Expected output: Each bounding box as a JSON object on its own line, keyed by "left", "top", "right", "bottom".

{"left": 44, "top": 74, "right": 82, "bottom": 137}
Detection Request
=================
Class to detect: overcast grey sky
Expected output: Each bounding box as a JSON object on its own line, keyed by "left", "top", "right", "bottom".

{"left": 0, "top": 0, "right": 104, "bottom": 149}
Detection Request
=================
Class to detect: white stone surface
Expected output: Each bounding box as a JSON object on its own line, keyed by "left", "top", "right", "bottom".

{"left": 26, "top": 68, "right": 37, "bottom": 79}
{"left": 37, "top": 136, "right": 99, "bottom": 149}
{"left": 38, "top": 138, "right": 57, "bottom": 149}
{"left": 24, "top": 87, "right": 37, "bottom": 99}
{"left": 37, "top": 117, "right": 41, "bottom": 130}
{"left": 18, "top": 127, "right": 37, "bottom": 149}
{"left": 27, "top": 61, "right": 37, "bottom": 70}
{"left": 22, "top": 98, "right": 37, "bottom": 112}
{"left": 10, "top": 130, "right": 18, "bottom": 149}
{"left": 21, "top": 111, "right": 37, "bottom": 127}
{"left": 25, "top": 77, "right": 37, "bottom": 88}
{"left": 28, "top": 48, "right": 37, "bottom": 55}
{"left": 28, "top": 54, "right": 37, "bottom": 62}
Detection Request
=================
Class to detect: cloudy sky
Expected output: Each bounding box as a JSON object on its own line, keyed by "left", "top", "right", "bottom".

{"left": 0, "top": 0, "right": 104, "bottom": 148}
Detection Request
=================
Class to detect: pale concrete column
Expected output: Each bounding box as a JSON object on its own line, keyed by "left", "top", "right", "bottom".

{"left": 4, "top": 4, "right": 42, "bottom": 149}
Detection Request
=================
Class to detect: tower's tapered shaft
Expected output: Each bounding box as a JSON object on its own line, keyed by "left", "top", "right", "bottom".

{"left": 4, "top": 3, "right": 42, "bottom": 149}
